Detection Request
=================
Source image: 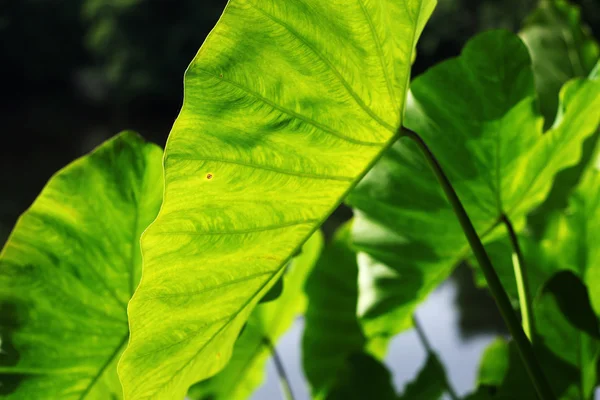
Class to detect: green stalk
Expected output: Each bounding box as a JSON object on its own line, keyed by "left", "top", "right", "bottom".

{"left": 401, "top": 127, "right": 555, "bottom": 400}
{"left": 501, "top": 214, "right": 535, "bottom": 342}
{"left": 412, "top": 315, "right": 459, "bottom": 400}
{"left": 264, "top": 337, "right": 295, "bottom": 400}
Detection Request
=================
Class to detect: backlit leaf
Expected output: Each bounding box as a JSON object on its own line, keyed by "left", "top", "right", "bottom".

{"left": 118, "top": 1, "right": 437, "bottom": 398}
{"left": 348, "top": 30, "right": 600, "bottom": 338}
{"left": 0, "top": 132, "right": 162, "bottom": 399}
{"left": 188, "top": 230, "right": 323, "bottom": 400}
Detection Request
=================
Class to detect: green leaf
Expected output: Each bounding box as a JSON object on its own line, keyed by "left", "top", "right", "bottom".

{"left": 398, "top": 355, "right": 447, "bottom": 400}
{"left": 347, "top": 29, "right": 600, "bottom": 338}
{"left": 520, "top": 0, "right": 600, "bottom": 236}
{"left": 535, "top": 153, "right": 600, "bottom": 316}
{"left": 474, "top": 339, "right": 580, "bottom": 400}
{"left": 327, "top": 352, "right": 397, "bottom": 400}
{"left": 535, "top": 271, "right": 600, "bottom": 398}
{"left": 0, "top": 132, "right": 162, "bottom": 399}
{"left": 187, "top": 230, "right": 323, "bottom": 400}
{"left": 302, "top": 222, "right": 383, "bottom": 399}
{"left": 519, "top": 0, "right": 599, "bottom": 126}
{"left": 118, "top": 0, "right": 437, "bottom": 398}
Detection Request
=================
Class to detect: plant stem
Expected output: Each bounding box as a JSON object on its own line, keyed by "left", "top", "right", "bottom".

{"left": 264, "top": 337, "right": 295, "bottom": 400}
{"left": 412, "top": 315, "right": 459, "bottom": 400}
{"left": 401, "top": 127, "right": 555, "bottom": 400}
{"left": 501, "top": 214, "right": 535, "bottom": 342}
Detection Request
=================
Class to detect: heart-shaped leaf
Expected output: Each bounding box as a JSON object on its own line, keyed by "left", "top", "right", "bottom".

{"left": 347, "top": 30, "right": 600, "bottom": 338}
{"left": 0, "top": 132, "right": 162, "bottom": 399}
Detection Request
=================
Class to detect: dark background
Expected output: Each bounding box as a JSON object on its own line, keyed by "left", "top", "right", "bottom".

{"left": 1, "top": 0, "right": 599, "bottom": 338}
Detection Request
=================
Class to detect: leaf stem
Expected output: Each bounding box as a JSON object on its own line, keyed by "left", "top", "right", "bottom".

{"left": 264, "top": 337, "right": 295, "bottom": 400}
{"left": 501, "top": 214, "right": 535, "bottom": 342}
{"left": 412, "top": 315, "right": 459, "bottom": 400}
{"left": 401, "top": 127, "right": 555, "bottom": 400}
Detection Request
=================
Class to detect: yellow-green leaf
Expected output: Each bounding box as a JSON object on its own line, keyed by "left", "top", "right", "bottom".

{"left": 0, "top": 132, "right": 162, "bottom": 399}
{"left": 188, "top": 231, "right": 323, "bottom": 400}
{"left": 118, "top": 1, "right": 437, "bottom": 398}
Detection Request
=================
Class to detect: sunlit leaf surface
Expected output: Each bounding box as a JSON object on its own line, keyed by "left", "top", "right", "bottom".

{"left": 0, "top": 132, "right": 162, "bottom": 399}
{"left": 348, "top": 30, "right": 600, "bottom": 338}
{"left": 188, "top": 231, "right": 323, "bottom": 400}
{"left": 118, "top": 1, "right": 436, "bottom": 398}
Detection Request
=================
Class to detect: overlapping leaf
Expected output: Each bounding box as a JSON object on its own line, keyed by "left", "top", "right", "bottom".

{"left": 521, "top": 0, "right": 600, "bottom": 235}
{"left": 347, "top": 30, "right": 600, "bottom": 338}
{"left": 520, "top": 0, "right": 599, "bottom": 125}
{"left": 118, "top": 0, "right": 437, "bottom": 398}
{"left": 188, "top": 230, "right": 323, "bottom": 400}
{"left": 302, "top": 222, "right": 382, "bottom": 399}
{"left": 535, "top": 153, "right": 600, "bottom": 316}
{"left": 470, "top": 271, "right": 600, "bottom": 399}
{"left": 0, "top": 132, "right": 162, "bottom": 399}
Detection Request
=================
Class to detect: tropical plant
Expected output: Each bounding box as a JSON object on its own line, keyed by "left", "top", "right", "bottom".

{"left": 1, "top": 0, "right": 599, "bottom": 399}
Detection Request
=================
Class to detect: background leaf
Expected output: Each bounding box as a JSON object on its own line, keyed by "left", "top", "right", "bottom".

{"left": 302, "top": 222, "right": 386, "bottom": 399}
{"left": 188, "top": 230, "right": 323, "bottom": 400}
{"left": 520, "top": 0, "right": 600, "bottom": 236}
{"left": 519, "top": 0, "right": 599, "bottom": 126}
{"left": 347, "top": 29, "right": 600, "bottom": 339}
{"left": 0, "top": 132, "right": 162, "bottom": 399}
{"left": 118, "top": 0, "right": 437, "bottom": 398}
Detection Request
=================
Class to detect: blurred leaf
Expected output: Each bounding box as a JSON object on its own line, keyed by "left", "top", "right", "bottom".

{"left": 259, "top": 274, "right": 284, "bottom": 304}
{"left": 0, "top": 132, "right": 162, "bottom": 399}
{"left": 188, "top": 231, "right": 323, "bottom": 400}
{"left": 520, "top": 0, "right": 599, "bottom": 126}
{"left": 327, "top": 352, "right": 397, "bottom": 400}
{"left": 347, "top": 30, "right": 600, "bottom": 339}
{"left": 398, "top": 355, "right": 447, "bottom": 400}
{"left": 118, "top": 0, "right": 438, "bottom": 398}
{"left": 521, "top": 0, "right": 600, "bottom": 237}
{"left": 303, "top": 222, "right": 386, "bottom": 399}
{"left": 473, "top": 339, "right": 580, "bottom": 399}
{"left": 535, "top": 271, "right": 600, "bottom": 398}
{"left": 471, "top": 271, "right": 600, "bottom": 399}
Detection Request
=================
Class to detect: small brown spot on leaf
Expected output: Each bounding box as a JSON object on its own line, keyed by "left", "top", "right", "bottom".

{"left": 206, "top": 173, "right": 213, "bottom": 180}
{"left": 219, "top": 73, "right": 223, "bottom": 78}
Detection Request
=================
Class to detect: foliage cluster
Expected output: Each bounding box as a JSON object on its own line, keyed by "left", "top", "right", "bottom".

{"left": 1, "top": 0, "right": 600, "bottom": 399}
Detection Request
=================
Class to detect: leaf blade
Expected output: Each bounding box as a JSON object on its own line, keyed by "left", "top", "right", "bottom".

{"left": 118, "top": 1, "right": 437, "bottom": 398}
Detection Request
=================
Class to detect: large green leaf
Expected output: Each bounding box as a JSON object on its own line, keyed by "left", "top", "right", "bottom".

{"left": 347, "top": 30, "right": 600, "bottom": 338}
{"left": 118, "top": 0, "right": 437, "bottom": 398}
{"left": 0, "top": 132, "right": 162, "bottom": 399}
{"left": 520, "top": 0, "right": 600, "bottom": 236}
{"left": 302, "top": 222, "right": 381, "bottom": 399}
{"left": 520, "top": 0, "right": 599, "bottom": 126}
{"left": 188, "top": 230, "right": 323, "bottom": 400}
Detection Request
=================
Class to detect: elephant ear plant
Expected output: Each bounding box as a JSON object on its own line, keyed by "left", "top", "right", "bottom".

{"left": 1, "top": 0, "right": 600, "bottom": 399}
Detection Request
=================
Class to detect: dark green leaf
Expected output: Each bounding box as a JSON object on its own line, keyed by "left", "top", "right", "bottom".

{"left": 520, "top": 0, "right": 599, "bottom": 126}
{"left": 302, "top": 222, "right": 385, "bottom": 399}
{"left": 327, "top": 352, "right": 397, "bottom": 400}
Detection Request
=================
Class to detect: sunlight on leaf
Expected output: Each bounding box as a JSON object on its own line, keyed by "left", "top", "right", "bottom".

{"left": 117, "top": 1, "right": 437, "bottom": 398}
{"left": 188, "top": 230, "right": 323, "bottom": 400}
{"left": 348, "top": 30, "right": 600, "bottom": 338}
{"left": 0, "top": 132, "right": 162, "bottom": 399}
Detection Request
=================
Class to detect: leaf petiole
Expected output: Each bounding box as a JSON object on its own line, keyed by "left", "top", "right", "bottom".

{"left": 264, "top": 337, "right": 296, "bottom": 400}
{"left": 501, "top": 214, "right": 535, "bottom": 342}
{"left": 401, "top": 127, "right": 555, "bottom": 400}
